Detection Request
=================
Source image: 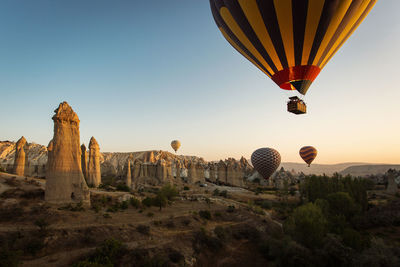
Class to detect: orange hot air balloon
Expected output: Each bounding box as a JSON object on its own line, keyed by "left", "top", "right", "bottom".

{"left": 171, "top": 140, "right": 181, "bottom": 153}
{"left": 299, "top": 146, "right": 317, "bottom": 167}
{"left": 209, "top": 0, "right": 377, "bottom": 113}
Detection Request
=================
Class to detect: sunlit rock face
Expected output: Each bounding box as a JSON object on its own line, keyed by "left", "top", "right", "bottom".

{"left": 45, "top": 102, "right": 90, "bottom": 206}
{"left": 13, "top": 136, "right": 27, "bottom": 176}
{"left": 125, "top": 154, "right": 133, "bottom": 189}
{"left": 87, "top": 137, "right": 101, "bottom": 187}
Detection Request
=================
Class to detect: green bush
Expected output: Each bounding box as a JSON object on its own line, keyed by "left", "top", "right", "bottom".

{"left": 120, "top": 200, "right": 129, "bottom": 210}
{"left": 58, "top": 202, "right": 85, "bottom": 212}
{"left": 159, "top": 184, "right": 179, "bottom": 201}
{"left": 220, "top": 190, "right": 228, "bottom": 198}
{"left": 73, "top": 238, "right": 125, "bottom": 267}
{"left": 129, "top": 197, "right": 141, "bottom": 209}
{"left": 183, "top": 186, "right": 190, "bottom": 191}
{"left": 116, "top": 184, "right": 131, "bottom": 192}
{"left": 199, "top": 210, "right": 212, "bottom": 220}
{"left": 213, "top": 189, "right": 220, "bottom": 196}
{"left": 141, "top": 197, "right": 154, "bottom": 207}
{"left": 147, "top": 212, "right": 154, "bottom": 217}
{"left": 284, "top": 203, "right": 327, "bottom": 248}
{"left": 227, "top": 205, "right": 235, "bottom": 213}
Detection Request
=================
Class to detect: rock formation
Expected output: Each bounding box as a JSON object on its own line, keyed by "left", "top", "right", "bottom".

{"left": 125, "top": 154, "right": 132, "bottom": 188}
{"left": 217, "top": 160, "right": 227, "bottom": 184}
{"left": 87, "top": 137, "right": 101, "bottom": 187}
{"left": 386, "top": 169, "right": 398, "bottom": 194}
{"left": 81, "top": 144, "right": 88, "bottom": 180}
{"left": 13, "top": 136, "right": 27, "bottom": 176}
{"left": 45, "top": 102, "right": 90, "bottom": 206}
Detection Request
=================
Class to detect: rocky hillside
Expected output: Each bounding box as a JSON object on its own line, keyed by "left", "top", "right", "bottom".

{"left": 0, "top": 141, "right": 253, "bottom": 188}
{"left": 340, "top": 164, "right": 400, "bottom": 177}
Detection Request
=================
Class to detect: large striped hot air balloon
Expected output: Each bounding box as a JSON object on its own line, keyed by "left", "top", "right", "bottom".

{"left": 251, "top": 147, "right": 281, "bottom": 179}
{"left": 299, "top": 146, "right": 318, "bottom": 166}
{"left": 209, "top": 0, "right": 377, "bottom": 96}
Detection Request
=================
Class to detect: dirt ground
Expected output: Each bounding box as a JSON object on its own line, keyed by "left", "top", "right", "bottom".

{"left": 0, "top": 172, "right": 281, "bottom": 266}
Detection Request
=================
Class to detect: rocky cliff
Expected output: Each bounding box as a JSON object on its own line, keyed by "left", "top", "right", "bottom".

{"left": 0, "top": 141, "right": 252, "bottom": 187}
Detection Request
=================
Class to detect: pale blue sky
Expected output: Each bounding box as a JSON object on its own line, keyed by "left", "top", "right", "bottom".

{"left": 0, "top": 0, "right": 399, "bottom": 163}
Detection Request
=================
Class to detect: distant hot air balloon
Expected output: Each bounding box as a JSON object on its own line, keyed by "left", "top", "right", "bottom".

{"left": 251, "top": 147, "right": 281, "bottom": 179}
{"left": 299, "top": 146, "right": 317, "bottom": 167}
{"left": 171, "top": 140, "right": 181, "bottom": 153}
{"left": 210, "top": 0, "right": 377, "bottom": 114}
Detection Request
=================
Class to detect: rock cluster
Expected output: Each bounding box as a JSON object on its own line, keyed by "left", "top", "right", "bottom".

{"left": 45, "top": 102, "right": 90, "bottom": 206}
{"left": 13, "top": 136, "right": 27, "bottom": 176}
{"left": 87, "top": 137, "right": 101, "bottom": 187}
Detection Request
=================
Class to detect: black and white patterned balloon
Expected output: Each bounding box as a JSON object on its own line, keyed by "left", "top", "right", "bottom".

{"left": 251, "top": 148, "right": 281, "bottom": 179}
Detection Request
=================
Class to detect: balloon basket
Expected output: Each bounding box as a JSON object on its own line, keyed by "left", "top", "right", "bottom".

{"left": 287, "top": 96, "right": 306, "bottom": 114}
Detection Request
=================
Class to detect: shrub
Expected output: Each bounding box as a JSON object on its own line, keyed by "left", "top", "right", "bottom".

{"left": 168, "top": 249, "right": 184, "bottom": 263}
{"left": 34, "top": 218, "right": 49, "bottom": 236}
{"left": 120, "top": 200, "right": 129, "bottom": 210}
{"left": 73, "top": 239, "right": 125, "bottom": 266}
{"left": 193, "top": 228, "right": 223, "bottom": 253}
{"left": 141, "top": 197, "right": 154, "bottom": 207}
{"left": 129, "top": 197, "right": 141, "bottom": 209}
{"left": 147, "top": 212, "right": 154, "bottom": 218}
{"left": 116, "top": 184, "right": 131, "bottom": 192}
{"left": 260, "top": 200, "right": 273, "bottom": 210}
{"left": 219, "top": 190, "right": 228, "bottom": 198}
{"left": 183, "top": 186, "right": 190, "bottom": 191}
{"left": 58, "top": 202, "right": 85, "bottom": 212}
{"left": 182, "top": 219, "right": 191, "bottom": 226}
{"left": 227, "top": 205, "right": 235, "bottom": 213}
{"left": 159, "top": 184, "right": 179, "bottom": 201}
{"left": 214, "top": 211, "right": 222, "bottom": 217}
{"left": 153, "top": 193, "right": 167, "bottom": 211}
{"left": 213, "top": 189, "right": 220, "bottom": 196}
{"left": 214, "top": 226, "right": 228, "bottom": 240}
{"left": 136, "top": 225, "right": 150, "bottom": 235}
{"left": 199, "top": 210, "right": 212, "bottom": 220}
{"left": 103, "top": 213, "right": 111, "bottom": 219}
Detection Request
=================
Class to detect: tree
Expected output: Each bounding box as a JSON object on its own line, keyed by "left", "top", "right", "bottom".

{"left": 284, "top": 203, "right": 327, "bottom": 248}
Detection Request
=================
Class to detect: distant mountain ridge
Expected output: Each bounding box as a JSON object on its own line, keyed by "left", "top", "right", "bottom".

{"left": 280, "top": 162, "right": 400, "bottom": 176}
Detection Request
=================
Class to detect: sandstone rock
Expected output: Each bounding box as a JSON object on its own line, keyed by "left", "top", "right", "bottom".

{"left": 45, "top": 102, "right": 90, "bottom": 206}
{"left": 125, "top": 154, "right": 132, "bottom": 188}
{"left": 13, "top": 136, "right": 27, "bottom": 176}
{"left": 217, "top": 160, "right": 227, "bottom": 184}
{"left": 81, "top": 144, "right": 88, "bottom": 180}
{"left": 87, "top": 137, "right": 101, "bottom": 187}
{"left": 187, "top": 162, "right": 197, "bottom": 184}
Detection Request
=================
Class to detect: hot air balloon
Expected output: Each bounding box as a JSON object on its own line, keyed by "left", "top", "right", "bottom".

{"left": 209, "top": 0, "right": 377, "bottom": 114}
{"left": 251, "top": 147, "right": 281, "bottom": 179}
{"left": 299, "top": 146, "right": 317, "bottom": 167}
{"left": 171, "top": 140, "right": 181, "bottom": 153}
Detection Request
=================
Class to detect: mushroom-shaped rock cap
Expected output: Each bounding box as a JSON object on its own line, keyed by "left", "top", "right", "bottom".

{"left": 89, "top": 137, "right": 99, "bottom": 150}
{"left": 16, "top": 136, "right": 27, "bottom": 148}
{"left": 52, "top": 102, "right": 80, "bottom": 123}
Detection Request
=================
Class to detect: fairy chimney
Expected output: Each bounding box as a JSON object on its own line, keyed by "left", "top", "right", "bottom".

{"left": 45, "top": 102, "right": 90, "bottom": 206}
{"left": 87, "top": 137, "right": 101, "bottom": 187}
{"left": 81, "top": 144, "right": 88, "bottom": 180}
{"left": 13, "top": 136, "right": 27, "bottom": 176}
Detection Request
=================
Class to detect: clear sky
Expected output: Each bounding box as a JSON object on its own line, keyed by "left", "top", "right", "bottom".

{"left": 0, "top": 0, "right": 399, "bottom": 164}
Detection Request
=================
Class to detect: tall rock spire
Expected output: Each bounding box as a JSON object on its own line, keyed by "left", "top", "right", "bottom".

{"left": 45, "top": 102, "right": 90, "bottom": 206}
